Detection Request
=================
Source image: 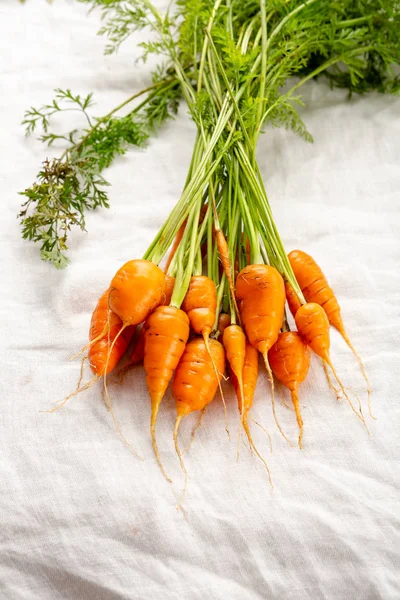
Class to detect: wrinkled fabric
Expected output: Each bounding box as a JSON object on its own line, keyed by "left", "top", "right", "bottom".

{"left": 0, "top": 2, "right": 399, "bottom": 599}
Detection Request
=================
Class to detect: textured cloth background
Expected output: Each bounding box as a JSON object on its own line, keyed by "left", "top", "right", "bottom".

{"left": 1, "top": 2, "right": 399, "bottom": 599}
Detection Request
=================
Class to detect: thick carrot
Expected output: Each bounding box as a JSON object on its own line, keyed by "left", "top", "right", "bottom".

{"left": 295, "top": 302, "right": 368, "bottom": 429}
{"left": 236, "top": 264, "right": 288, "bottom": 442}
{"left": 231, "top": 343, "right": 273, "bottom": 485}
{"left": 172, "top": 338, "right": 225, "bottom": 505}
{"left": 109, "top": 259, "right": 165, "bottom": 326}
{"left": 268, "top": 332, "right": 310, "bottom": 448}
{"left": 285, "top": 281, "right": 302, "bottom": 318}
{"left": 143, "top": 305, "right": 190, "bottom": 482}
{"left": 288, "top": 249, "right": 371, "bottom": 413}
{"left": 236, "top": 265, "right": 285, "bottom": 357}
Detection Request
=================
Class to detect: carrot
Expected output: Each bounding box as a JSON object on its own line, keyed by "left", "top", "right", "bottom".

{"left": 47, "top": 288, "right": 140, "bottom": 457}
{"left": 109, "top": 259, "right": 165, "bottom": 326}
{"left": 222, "top": 325, "right": 246, "bottom": 418}
{"left": 181, "top": 274, "right": 229, "bottom": 431}
{"left": 268, "top": 332, "right": 310, "bottom": 448}
{"left": 143, "top": 305, "right": 190, "bottom": 482}
{"left": 288, "top": 249, "right": 372, "bottom": 415}
{"left": 181, "top": 275, "right": 216, "bottom": 340}
{"left": 120, "top": 274, "right": 176, "bottom": 377}
{"left": 49, "top": 289, "right": 134, "bottom": 411}
{"left": 88, "top": 289, "right": 134, "bottom": 376}
{"left": 231, "top": 343, "right": 273, "bottom": 485}
{"left": 285, "top": 281, "right": 302, "bottom": 318}
{"left": 236, "top": 264, "right": 289, "bottom": 443}
{"left": 295, "top": 302, "right": 368, "bottom": 429}
{"left": 172, "top": 337, "right": 225, "bottom": 505}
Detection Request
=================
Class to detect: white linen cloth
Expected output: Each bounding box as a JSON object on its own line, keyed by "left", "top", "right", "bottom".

{"left": 0, "top": 2, "right": 399, "bottom": 599}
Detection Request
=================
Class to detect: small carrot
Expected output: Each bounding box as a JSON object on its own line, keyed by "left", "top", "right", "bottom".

{"left": 181, "top": 274, "right": 228, "bottom": 430}
{"left": 236, "top": 264, "right": 288, "bottom": 442}
{"left": 295, "top": 303, "right": 368, "bottom": 429}
{"left": 143, "top": 305, "right": 190, "bottom": 481}
{"left": 121, "top": 274, "right": 176, "bottom": 375}
{"left": 48, "top": 288, "right": 139, "bottom": 457}
{"left": 50, "top": 289, "right": 134, "bottom": 411}
{"left": 172, "top": 338, "right": 225, "bottom": 505}
{"left": 88, "top": 290, "right": 134, "bottom": 377}
{"left": 231, "top": 343, "right": 273, "bottom": 485}
{"left": 109, "top": 259, "right": 165, "bottom": 327}
{"left": 222, "top": 325, "right": 246, "bottom": 417}
{"left": 268, "top": 332, "right": 310, "bottom": 448}
{"left": 288, "top": 249, "right": 372, "bottom": 415}
{"left": 181, "top": 275, "right": 217, "bottom": 342}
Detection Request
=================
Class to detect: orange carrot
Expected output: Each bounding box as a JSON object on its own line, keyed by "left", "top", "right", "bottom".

{"left": 231, "top": 343, "right": 273, "bottom": 485}
{"left": 172, "top": 338, "right": 225, "bottom": 504}
{"left": 285, "top": 281, "right": 302, "bottom": 318}
{"left": 295, "top": 303, "right": 367, "bottom": 428}
{"left": 268, "top": 332, "right": 310, "bottom": 448}
{"left": 288, "top": 249, "right": 371, "bottom": 414}
{"left": 48, "top": 288, "right": 140, "bottom": 457}
{"left": 222, "top": 325, "right": 246, "bottom": 416}
{"left": 236, "top": 265, "right": 285, "bottom": 357}
{"left": 181, "top": 275, "right": 217, "bottom": 341}
{"left": 109, "top": 259, "right": 165, "bottom": 327}
{"left": 236, "top": 264, "right": 288, "bottom": 442}
{"left": 182, "top": 275, "right": 230, "bottom": 433}
{"left": 49, "top": 289, "right": 133, "bottom": 412}
{"left": 121, "top": 274, "right": 176, "bottom": 374}
{"left": 143, "top": 305, "right": 190, "bottom": 482}
{"left": 88, "top": 289, "right": 134, "bottom": 376}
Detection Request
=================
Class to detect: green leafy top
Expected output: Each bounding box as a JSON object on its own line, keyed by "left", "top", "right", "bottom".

{"left": 20, "top": 0, "right": 400, "bottom": 267}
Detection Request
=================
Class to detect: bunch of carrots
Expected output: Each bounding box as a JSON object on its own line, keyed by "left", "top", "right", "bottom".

{"left": 42, "top": 0, "right": 383, "bottom": 502}
{"left": 50, "top": 138, "right": 372, "bottom": 497}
